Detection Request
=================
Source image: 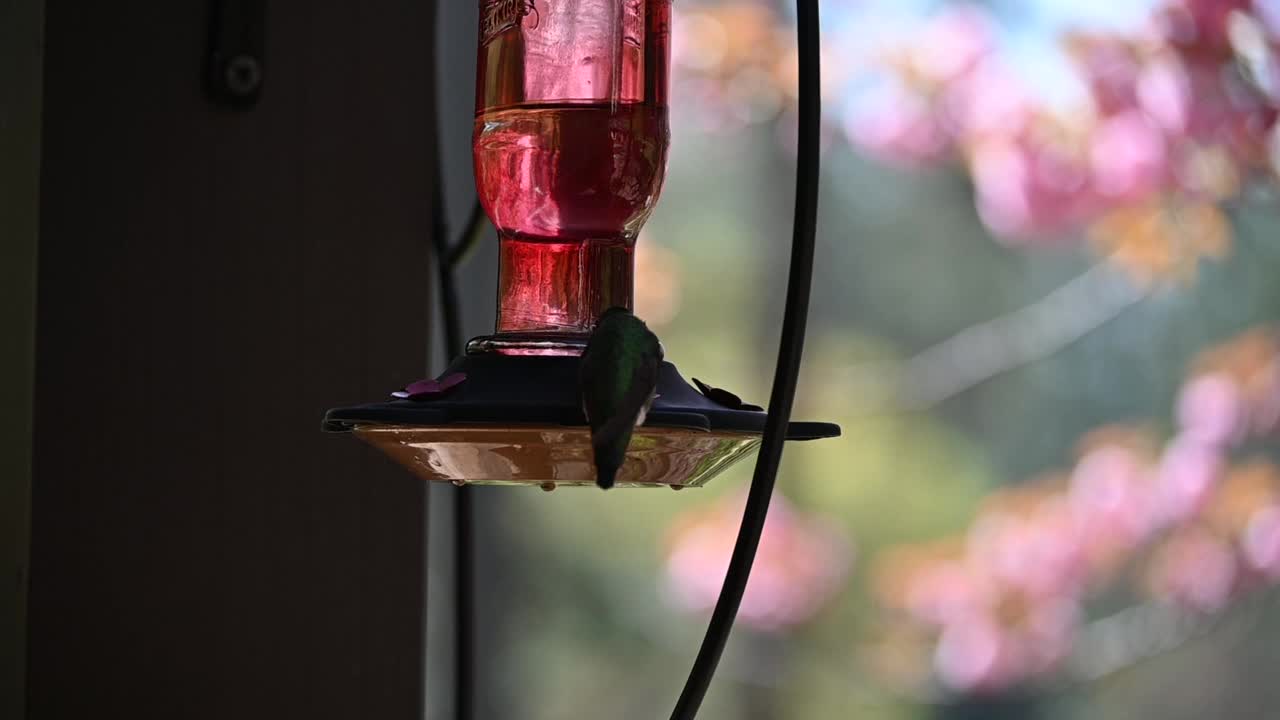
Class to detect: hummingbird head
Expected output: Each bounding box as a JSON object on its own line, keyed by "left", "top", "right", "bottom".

{"left": 596, "top": 306, "right": 632, "bottom": 324}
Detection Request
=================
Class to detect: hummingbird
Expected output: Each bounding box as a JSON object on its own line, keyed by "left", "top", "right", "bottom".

{"left": 579, "top": 307, "right": 664, "bottom": 490}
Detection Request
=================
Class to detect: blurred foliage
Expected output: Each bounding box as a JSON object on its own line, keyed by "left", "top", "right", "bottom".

{"left": 473, "top": 1, "right": 1280, "bottom": 719}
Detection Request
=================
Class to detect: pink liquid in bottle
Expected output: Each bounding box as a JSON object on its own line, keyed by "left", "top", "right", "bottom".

{"left": 473, "top": 0, "right": 671, "bottom": 344}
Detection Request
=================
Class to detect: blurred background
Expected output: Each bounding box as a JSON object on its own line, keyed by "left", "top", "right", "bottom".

{"left": 435, "top": 0, "right": 1280, "bottom": 718}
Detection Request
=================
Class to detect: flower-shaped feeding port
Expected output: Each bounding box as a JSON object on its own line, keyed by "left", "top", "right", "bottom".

{"left": 392, "top": 373, "right": 468, "bottom": 401}
{"left": 322, "top": 0, "right": 839, "bottom": 488}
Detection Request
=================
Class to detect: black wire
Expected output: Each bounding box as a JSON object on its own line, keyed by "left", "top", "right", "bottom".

{"left": 426, "top": 10, "right": 487, "bottom": 720}
{"left": 432, "top": 200, "right": 475, "bottom": 720}
{"left": 435, "top": 207, "right": 486, "bottom": 720}
{"left": 668, "top": 0, "right": 821, "bottom": 718}
{"left": 453, "top": 485, "right": 474, "bottom": 720}
{"left": 428, "top": 12, "right": 487, "bottom": 720}
{"left": 437, "top": 194, "right": 483, "bottom": 720}
{"left": 426, "top": 71, "right": 475, "bottom": 716}
{"left": 431, "top": 192, "right": 475, "bottom": 720}
{"left": 433, "top": 208, "right": 465, "bottom": 360}
{"left": 447, "top": 201, "right": 488, "bottom": 269}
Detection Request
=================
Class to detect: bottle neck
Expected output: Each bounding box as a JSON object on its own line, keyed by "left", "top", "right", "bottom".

{"left": 494, "top": 234, "right": 634, "bottom": 341}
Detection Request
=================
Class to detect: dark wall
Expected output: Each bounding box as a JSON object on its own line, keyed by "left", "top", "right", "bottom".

{"left": 423, "top": 2, "right": 509, "bottom": 718}
{"left": 26, "top": 2, "right": 437, "bottom": 717}
{"left": 0, "top": 0, "right": 43, "bottom": 716}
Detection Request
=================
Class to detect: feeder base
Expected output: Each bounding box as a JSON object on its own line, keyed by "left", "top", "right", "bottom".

{"left": 323, "top": 350, "right": 840, "bottom": 489}
{"left": 353, "top": 424, "right": 761, "bottom": 488}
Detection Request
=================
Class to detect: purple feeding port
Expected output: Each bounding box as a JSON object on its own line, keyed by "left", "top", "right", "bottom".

{"left": 392, "top": 372, "right": 468, "bottom": 401}
{"left": 692, "top": 377, "right": 764, "bottom": 412}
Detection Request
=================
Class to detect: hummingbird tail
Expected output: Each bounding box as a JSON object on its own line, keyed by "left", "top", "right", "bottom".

{"left": 594, "top": 453, "right": 620, "bottom": 490}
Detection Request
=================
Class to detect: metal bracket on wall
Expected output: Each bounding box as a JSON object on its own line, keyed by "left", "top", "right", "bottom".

{"left": 205, "top": 0, "right": 266, "bottom": 108}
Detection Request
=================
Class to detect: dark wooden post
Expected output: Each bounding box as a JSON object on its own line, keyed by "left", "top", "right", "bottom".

{"left": 25, "top": 2, "right": 437, "bottom": 717}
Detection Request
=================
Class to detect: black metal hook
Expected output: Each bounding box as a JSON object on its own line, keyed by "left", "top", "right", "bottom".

{"left": 205, "top": 0, "right": 266, "bottom": 109}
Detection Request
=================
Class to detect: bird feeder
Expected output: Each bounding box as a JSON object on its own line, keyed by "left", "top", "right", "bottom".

{"left": 322, "top": 0, "right": 839, "bottom": 488}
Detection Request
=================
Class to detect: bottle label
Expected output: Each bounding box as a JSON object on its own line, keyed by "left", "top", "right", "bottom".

{"left": 481, "top": 0, "right": 538, "bottom": 46}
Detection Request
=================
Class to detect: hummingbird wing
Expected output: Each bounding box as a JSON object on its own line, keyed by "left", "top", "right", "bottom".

{"left": 589, "top": 355, "right": 659, "bottom": 436}
{"left": 581, "top": 349, "right": 661, "bottom": 488}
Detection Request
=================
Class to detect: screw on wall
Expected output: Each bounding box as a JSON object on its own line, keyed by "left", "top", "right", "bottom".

{"left": 205, "top": 0, "right": 266, "bottom": 109}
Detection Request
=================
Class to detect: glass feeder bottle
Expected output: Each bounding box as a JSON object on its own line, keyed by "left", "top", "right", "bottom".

{"left": 473, "top": 0, "right": 672, "bottom": 350}
{"left": 323, "top": 0, "right": 840, "bottom": 488}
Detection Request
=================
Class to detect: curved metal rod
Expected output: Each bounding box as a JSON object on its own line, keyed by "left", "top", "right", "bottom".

{"left": 668, "top": 1, "right": 821, "bottom": 718}
{"left": 424, "top": 15, "right": 476, "bottom": 715}
{"left": 429, "top": 177, "right": 474, "bottom": 720}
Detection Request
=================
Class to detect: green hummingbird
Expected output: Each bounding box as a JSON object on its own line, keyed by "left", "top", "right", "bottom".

{"left": 579, "top": 307, "right": 664, "bottom": 490}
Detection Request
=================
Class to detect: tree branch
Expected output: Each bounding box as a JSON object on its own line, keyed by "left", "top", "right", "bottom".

{"left": 846, "top": 261, "right": 1148, "bottom": 412}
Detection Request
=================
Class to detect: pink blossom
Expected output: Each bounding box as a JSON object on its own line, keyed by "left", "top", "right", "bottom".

{"left": 970, "top": 141, "right": 1035, "bottom": 235}
{"left": 969, "top": 138, "right": 1095, "bottom": 241}
{"left": 1069, "top": 445, "right": 1153, "bottom": 548}
{"left": 1154, "top": 0, "right": 1252, "bottom": 53}
{"left": 1071, "top": 36, "right": 1143, "bottom": 116}
{"left": 931, "top": 598, "right": 1078, "bottom": 693}
{"left": 1245, "top": 360, "right": 1280, "bottom": 435}
{"left": 968, "top": 501, "right": 1084, "bottom": 600}
{"left": 1138, "top": 54, "right": 1193, "bottom": 132}
{"left": 903, "top": 560, "right": 991, "bottom": 627}
{"left": 1148, "top": 528, "right": 1238, "bottom": 612}
{"left": 1021, "top": 598, "right": 1081, "bottom": 673}
{"left": 934, "top": 611, "right": 1011, "bottom": 693}
{"left": 1243, "top": 506, "right": 1280, "bottom": 579}
{"left": 1178, "top": 57, "right": 1278, "bottom": 163}
{"left": 941, "top": 58, "right": 1034, "bottom": 140}
{"left": 1090, "top": 110, "right": 1170, "bottom": 200}
{"left": 663, "top": 492, "right": 853, "bottom": 632}
{"left": 844, "top": 86, "right": 951, "bottom": 166}
{"left": 909, "top": 4, "right": 997, "bottom": 85}
{"left": 1176, "top": 372, "right": 1246, "bottom": 447}
{"left": 1153, "top": 436, "right": 1226, "bottom": 526}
